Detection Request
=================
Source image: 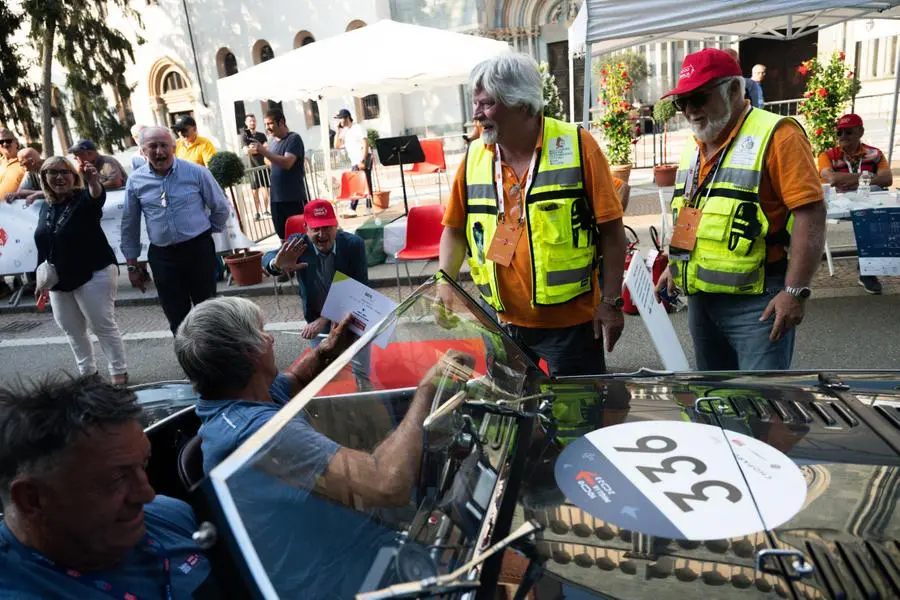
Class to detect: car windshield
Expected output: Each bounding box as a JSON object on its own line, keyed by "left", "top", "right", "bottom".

{"left": 207, "top": 275, "right": 535, "bottom": 598}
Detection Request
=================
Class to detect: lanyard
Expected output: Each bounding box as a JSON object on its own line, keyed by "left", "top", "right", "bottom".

{"left": 842, "top": 152, "right": 860, "bottom": 174}
{"left": 683, "top": 106, "right": 752, "bottom": 209}
{"left": 494, "top": 145, "right": 537, "bottom": 222}
{"left": 24, "top": 535, "right": 173, "bottom": 600}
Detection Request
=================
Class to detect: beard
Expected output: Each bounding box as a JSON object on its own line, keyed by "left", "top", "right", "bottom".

{"left": 481, "top": 121, "right": 498, "bottom": 145}
{"left": 690, "top": 102, "right": 734, "bottom": 144}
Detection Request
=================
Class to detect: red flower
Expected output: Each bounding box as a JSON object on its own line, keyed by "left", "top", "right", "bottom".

{"left": 815, "top": 127, "right": 824, "bottom": 136}
{"left": 600, "top": 67, "right": 608, "bottom": 76}
{"left": 817, "top": 88, "right": 828, "bottom": 98}
{"left": 847, "top": 71, "right": 855, "bottom": 78}
{"left": 839, "top": 51, "right": 846, "bottom": 61}
{"left": 797, "top": 64, "right": 809, "bottom": 76}
{"left": 803, "top": 90, "right": 812, "bottom": 98}
{"left": 603, "top": 122, "right": 611, "bottom": 128}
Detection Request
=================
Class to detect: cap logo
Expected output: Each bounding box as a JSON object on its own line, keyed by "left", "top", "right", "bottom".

{"left": 679, "top": 65, "right": 695, "bottom": 81}
{"left": 313, "top": 207, "right": 327, "bottom": 217}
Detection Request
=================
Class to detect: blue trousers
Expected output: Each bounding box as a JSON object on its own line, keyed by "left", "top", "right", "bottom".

{"left": 687, "top": 276, "right": 795, "bottom": 371}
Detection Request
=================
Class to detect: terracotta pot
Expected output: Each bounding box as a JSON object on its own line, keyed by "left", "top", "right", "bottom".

{"left": 372, "top": 190, "right": 391, "bottom": 209}
{"left": 224, "top": 250, "right": 263, "bottom": 286}
{"left": 653, "top": 164, "right": 678, "bottom": 187}
{"left": 610, "top": 164, "right": 632, "bottom": 183}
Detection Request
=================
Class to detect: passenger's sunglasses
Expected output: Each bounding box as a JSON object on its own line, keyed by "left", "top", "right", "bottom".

{"left": 0, "top": 139, "right": 15, "bottom": 145}
{"left": 837, "top": 128, "right": 857, "bottom": 137}
{"left": 673, "top": 80, "right": 731, "bottom": 112}
{"left": 45, "top": 169, "right": 74, "bottom": 178}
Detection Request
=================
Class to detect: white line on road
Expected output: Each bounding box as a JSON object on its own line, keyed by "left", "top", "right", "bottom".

{"left": 0, "top": 321, "right": 309, "bottom": 348}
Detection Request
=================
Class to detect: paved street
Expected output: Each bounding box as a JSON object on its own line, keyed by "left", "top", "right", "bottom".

{"left": 0, "top": 283, "right": 896, "bottom": 387}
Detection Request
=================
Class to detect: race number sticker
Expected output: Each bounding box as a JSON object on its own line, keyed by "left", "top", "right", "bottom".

{"left": 554, "top": 421, "right": 807, "bottom": 540}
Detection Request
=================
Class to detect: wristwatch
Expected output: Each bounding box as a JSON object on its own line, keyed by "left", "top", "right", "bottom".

{"left": 126, "top": 265, "right": 139, "bottom": 272}
{"left": 601, "top": 296, "right": 625, "bottom": 309}
{"left": 783, "top": 286, "right": 811, "bottom": 299}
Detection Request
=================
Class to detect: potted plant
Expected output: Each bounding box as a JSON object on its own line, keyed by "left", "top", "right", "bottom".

{"left": 796, "top": 51, "right": 861, "bottom": 156}
{"left": 652, "top": 98, "right": 678, "bottom": 186}
{"left": 208, "top": 151, "right": 262, "bottom": 286}
{"left": 596, "top": 61, "right": 639, "bottom": 182}
{"left": 538, "top": 62, "right": 566, "bottom": 120}
{"left": 366, "top": 129, "right": 391, "bottom": 209}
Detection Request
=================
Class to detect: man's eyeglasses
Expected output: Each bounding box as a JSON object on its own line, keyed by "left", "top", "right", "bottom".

{"left": 673, "top": 80, "right": 731, "bottom": 112}
{"left": 45, "top": 169, "right": 73, "bottom": 178}
{"left": 837, "top": 128, "right": 857, "bottom": 137}
{"left": 0, "top": 139, "right": 16, "bottom": 146}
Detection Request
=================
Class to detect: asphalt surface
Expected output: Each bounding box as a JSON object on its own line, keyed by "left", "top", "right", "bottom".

{"left": 0, "top": 291, "right": 896, "bottom": 388}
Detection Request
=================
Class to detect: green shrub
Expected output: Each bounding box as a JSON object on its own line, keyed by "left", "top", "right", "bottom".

{"left": 208, "top": 151, "right": 245, "bottom": 188}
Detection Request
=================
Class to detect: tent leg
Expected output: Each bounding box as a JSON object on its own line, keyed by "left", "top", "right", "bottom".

{"left": 888, "top": 51, "right": 900, "bottom": 164}
{"left": 568, "top": 52, "right": 576, "bottom": 122}
{"left": 581, "top": 42, "right": 593, "bottom": 129}
{"left": 320, "top": 97, "right": 333, "bottom": 202}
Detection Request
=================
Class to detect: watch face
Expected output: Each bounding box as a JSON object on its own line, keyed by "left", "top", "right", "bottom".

{"left": 799, "top": 288, "right": 811, "bottom": 299}
{"left": 614, "top": 296, "right": 625, "bottom": 308}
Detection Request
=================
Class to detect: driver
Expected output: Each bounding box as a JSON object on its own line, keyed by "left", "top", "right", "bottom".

{"left": 0, "top": 375, "right": 219, "bottom": 598}
{"left": 174, "top": 296, "right": 474, "bottom": 597}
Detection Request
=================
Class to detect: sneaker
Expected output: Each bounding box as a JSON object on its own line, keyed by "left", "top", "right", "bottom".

{"left": 341, "top": 208, "right": 358, "bottom": 218}
{"left": 255, "top": 213, "right": 262, "bottom": 220}
{"left": 363, "top": 208, "right": 373, "bottom": 216}
{"left": 859, "top": 275, "right": 882, "bottom": 294}
{"left": 277, "top": 273, "right": 290, "bottom": 283}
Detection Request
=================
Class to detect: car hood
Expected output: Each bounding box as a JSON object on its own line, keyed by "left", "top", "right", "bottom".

{"left": 519, "top": 370, "right": 900, "bottom": 600}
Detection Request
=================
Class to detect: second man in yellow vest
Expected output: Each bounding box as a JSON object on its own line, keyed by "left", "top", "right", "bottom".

{"left": 439, "top": 53, "right": 627, "bottom": 376}
{"left": 655, "top": 49, "right": 826, "bottom": 371}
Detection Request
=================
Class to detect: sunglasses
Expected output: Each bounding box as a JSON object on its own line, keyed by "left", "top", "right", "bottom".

{"left": 0, "top": 139, "right": 16, "bottom": 145}
{"left": 673, "top": 80, "right": 731, "bottom": 112}
{"left": 837, "top": 128, "right": 857, "bottom": 137}
{"left": 45, "top": 169, "right": 74, "bottom": 178}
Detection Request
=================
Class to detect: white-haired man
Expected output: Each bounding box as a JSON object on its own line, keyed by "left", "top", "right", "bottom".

{"left": 438, "top": 53, "right": 627, "bottom": 376}
{"left": 655, "top": 49, "right": 826, "bottom": 371}
{"left": 121, "top": 126, "right": 231, "bottom": 334}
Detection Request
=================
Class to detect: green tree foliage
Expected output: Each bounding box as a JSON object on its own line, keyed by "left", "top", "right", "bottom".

{"left": 538, "top": 62, "right": 565, "bottom": 120}
{"left": 21, "top": 0, "right": 140, "bottom": 154}
{"left": 796, "top": 51, "right": 862, "bottom": 156}
{"left": 0, "top": 3, "right": 39, "bottom": 139}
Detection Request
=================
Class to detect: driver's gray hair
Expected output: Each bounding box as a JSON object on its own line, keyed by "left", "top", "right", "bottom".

{"left": 721, "top": 75, "right": 746, "bottom": 102}
{"left": 469, "top": 53, "right": 544, "bottom": 116}
{"left": 139, "top": 126, "right": 176, "bottom": 146}
{"left": 0, "top": 376, "right": 141, "bottom": 508}
{"left": 174, "top": 297, "right": 269, "bottom": 400}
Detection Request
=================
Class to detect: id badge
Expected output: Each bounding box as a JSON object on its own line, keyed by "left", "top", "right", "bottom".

{"left": 486, "top": 221, "right": 522, "bottom": 267}
{"left": 669, "top": 207, "right": 702, "bottom": 257}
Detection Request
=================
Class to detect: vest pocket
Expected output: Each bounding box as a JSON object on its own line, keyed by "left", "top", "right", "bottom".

{"left": 534, "top": 200, "right": 572, "bottom": 245}
{"left": 695, "top": 196, "right": 733, "bottom": 242}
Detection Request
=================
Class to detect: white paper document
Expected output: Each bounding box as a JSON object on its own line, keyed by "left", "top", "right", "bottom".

{"left": 321, "top": 271, "right": 398, "bottom": 348}
{"left": 623, "top": 251, "right": 691, "bottom": 372}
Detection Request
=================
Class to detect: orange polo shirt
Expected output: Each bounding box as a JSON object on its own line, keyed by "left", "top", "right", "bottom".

{"left": 443, "top": 123, "right": 622, "bottom": 329}
{"left": 0, "top": 157, "right": 25, "bottom": 196}
{"left": 692, "top": 103, "right": 823, "bottom": 263}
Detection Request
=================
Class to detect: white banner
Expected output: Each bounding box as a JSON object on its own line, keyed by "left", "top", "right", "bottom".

{"left": 623, "top": 250, "right": 691, "bottom": 372}
{"left": 0, "top": 189, "right": 252, "bottom": 275}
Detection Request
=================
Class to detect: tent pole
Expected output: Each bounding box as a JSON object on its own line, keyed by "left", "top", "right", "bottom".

{"left": 581, "top": 42, "right": 592, "bottom": 129}
{"left": 321, "top": 97, "right": 333, "bottom": 202}
{"left": 888, "top": 50, "right": 900, "bottom": 165}
{"left": 569, "top": 52, "right": 576, "bottom": 122}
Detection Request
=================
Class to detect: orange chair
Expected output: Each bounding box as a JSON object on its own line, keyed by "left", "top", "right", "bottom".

{"left": 335, "top": 171, "right": 369, "bottom": 215}
{"left": 405, "top": 139, "right": 451, "bottom": 204}
{"left": 284, "top": 214, "right": 307, "bottom": 238}
{"left": 395, "top": 204, "right": 444, "bottom": 296}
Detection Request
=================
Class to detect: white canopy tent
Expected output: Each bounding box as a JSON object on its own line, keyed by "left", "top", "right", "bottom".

{"left": 571, "top": 0, "right": 900, "bottom": 160}
{"left": 216, "top": 19, "right": 511, "bottom": 199}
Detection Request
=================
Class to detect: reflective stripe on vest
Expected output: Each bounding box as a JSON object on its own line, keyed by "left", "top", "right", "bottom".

{"left": 464, "top": 117, "right": 594, "bottom": 310}
{"left": 670, "top": 108, "right": 788, "bottom": 295}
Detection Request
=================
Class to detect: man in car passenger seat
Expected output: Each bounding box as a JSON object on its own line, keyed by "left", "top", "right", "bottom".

{"left": 175, "top": 296, "right": 474, "bottom": 598}
{"left": 0, "top": 375, "right": 220, "bottom": 599}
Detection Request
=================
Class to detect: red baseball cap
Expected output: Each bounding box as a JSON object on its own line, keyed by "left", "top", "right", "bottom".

{"left": 662, "top": 48, "right": 743, "bottom": 99}
{"left": 304, "top": 200, "right": 338, "bottom": 228}
{"left": 837, "top": 114, "right": 863, "bottom": 129}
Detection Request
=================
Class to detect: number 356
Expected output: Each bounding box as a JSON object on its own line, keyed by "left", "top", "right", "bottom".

{"left": 614, "top": 435, "right": 743, "bottom": 513}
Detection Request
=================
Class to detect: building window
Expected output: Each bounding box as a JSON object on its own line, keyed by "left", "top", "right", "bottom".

{"left": 294, "top": 32, "right": 320, "bottom": 127}
{"left": 872, "top": 38, "right": 880, "bottom": 78}
{"left": 234, "top": 101, "right": 247, "bottom": 134}
{"left": 162, "top": 72, "right": 186, "bottom": 92}
{"left": 891, "top": 36, "right": 898, "bottom": 75}
{"left": 260, "top": 44, "right": 274, "bottom": 63}
{"left": 361, "top": 95, "right": 380, "bottom": 120}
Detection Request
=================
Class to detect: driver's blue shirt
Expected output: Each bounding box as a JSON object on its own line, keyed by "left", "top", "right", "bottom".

{"left": 0, "top": 495, "right": 216, "bottom": 599}
{"left": 196, "top": 374, "right": 396, "bottom": 599}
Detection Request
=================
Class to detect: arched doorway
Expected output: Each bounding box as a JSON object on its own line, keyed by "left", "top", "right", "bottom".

{"left": 294, "top": 31, "right": 320, "bottom": 128}
{"left": 251, "top": 40, "right": 282, "bottom": 114}
{"left": 344, "top": 20, "right": 380, "bottom": 121}
{"left": 148, "top": 58, "right": 195, "bottom": 127}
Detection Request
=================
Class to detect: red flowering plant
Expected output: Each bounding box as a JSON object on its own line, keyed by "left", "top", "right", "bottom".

{"left": 595, "top": 62, "right": 639, "bottom": 165}
{"left": 796, "top": 51, "right": 861, "bottom": 156}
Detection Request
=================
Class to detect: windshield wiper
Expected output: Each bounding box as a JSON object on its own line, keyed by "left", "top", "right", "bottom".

{"left": 356, "top": 520, "right": 541, "bottom": 600}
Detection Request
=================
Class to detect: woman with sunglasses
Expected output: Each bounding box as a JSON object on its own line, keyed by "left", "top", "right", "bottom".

{"left": 34, "top": 156, "right": 128, "bottom": 385}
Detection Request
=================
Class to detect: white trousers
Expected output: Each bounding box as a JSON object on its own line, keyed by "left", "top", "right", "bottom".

{"left": 49, "top": 264, "right": 127, "bottom": 376}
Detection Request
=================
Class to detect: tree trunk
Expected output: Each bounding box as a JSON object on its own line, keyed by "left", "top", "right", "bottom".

{"left": 39, "top": 19, "right": 56, "bottom": 156}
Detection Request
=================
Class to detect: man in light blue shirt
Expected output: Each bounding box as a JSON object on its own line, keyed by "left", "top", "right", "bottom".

{"left": 121, "top": 126, "right": 230, "bottom": 334}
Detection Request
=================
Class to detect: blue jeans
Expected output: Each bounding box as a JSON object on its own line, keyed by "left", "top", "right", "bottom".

{"left": 687, "top": 276, "right": 795, "bottom": 371}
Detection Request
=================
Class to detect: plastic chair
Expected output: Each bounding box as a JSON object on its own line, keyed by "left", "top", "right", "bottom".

{"left": 272, "top": 214, "right": 308, "bottom": 301}
{"left": 405, "top": 139, "right": 451, "bottom": 204}
{"left": 335, "top": 171, "right": 369, "bottom": 214}
{"left": 395, "top": 204, "right": 445, "bottom": 296}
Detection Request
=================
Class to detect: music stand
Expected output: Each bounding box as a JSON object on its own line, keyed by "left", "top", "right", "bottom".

{"left": 375, "top": 135, "right": 425, "bottom": 216}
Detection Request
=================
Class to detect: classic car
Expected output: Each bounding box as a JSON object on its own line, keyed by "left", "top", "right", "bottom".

{"left": 139, "top": 274, "right": 900, "bottom": 599}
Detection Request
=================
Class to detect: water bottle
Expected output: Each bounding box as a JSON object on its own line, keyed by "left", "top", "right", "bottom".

{"left": 858, "top": 171, "right": 872, "bottom": 201}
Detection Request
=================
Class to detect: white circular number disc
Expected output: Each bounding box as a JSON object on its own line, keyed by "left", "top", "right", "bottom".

{"left": 553, "top": 421, "right": 807, "bottom": 540}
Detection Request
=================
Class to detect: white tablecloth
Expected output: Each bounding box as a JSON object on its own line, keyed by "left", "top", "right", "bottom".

{"left": 382, "top": 216, "right": 407, "bottom": 264}
{"left": 826, "top": 191, "right": 900, "bottom": 220}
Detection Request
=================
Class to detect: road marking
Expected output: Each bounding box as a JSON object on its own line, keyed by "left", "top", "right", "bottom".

{"left": 0, "top": 321, "right": 310, "bottom": 348}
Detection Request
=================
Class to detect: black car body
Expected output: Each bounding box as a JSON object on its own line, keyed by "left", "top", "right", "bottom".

{"left": 139, "top": 276, "right": 900, "bottom": 599}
